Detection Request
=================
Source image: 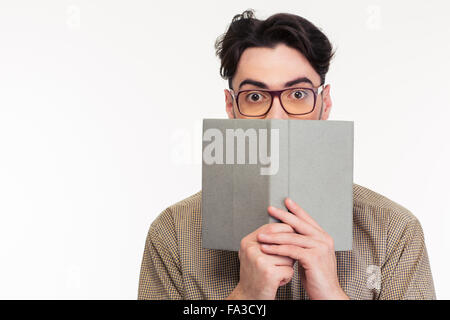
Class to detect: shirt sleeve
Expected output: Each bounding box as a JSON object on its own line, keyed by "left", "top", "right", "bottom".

{"left": 138, "top": 208, "right": 184, "bottom": 300}
{"left": 379, "top": 215, "right": 436, "bottom": 299}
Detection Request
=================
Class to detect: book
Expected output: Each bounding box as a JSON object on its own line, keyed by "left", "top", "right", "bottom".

{"left": 201, "top": 119, "right": 354, "bottom": 252}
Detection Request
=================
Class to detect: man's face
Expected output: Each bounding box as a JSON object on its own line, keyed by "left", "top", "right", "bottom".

{"left": 225, "top": 43, "right": 332, "bottom": 120}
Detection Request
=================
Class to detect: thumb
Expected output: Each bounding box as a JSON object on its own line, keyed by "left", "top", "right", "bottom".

{"left": 277, "top": 266, "right": 294, "bottom": 287}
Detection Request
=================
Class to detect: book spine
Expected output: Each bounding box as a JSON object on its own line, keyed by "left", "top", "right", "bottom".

{"left": 267, "top": 119, "right": 289, "bottom": 223}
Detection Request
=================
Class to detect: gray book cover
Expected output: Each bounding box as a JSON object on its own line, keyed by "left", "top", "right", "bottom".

{"left": 201, "top": 119, "right": 353, "bottom": 252}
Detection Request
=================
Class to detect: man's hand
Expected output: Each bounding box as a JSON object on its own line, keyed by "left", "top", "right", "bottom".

{"left": 227, "top": 223, "right": 296, "bottom": 300}
{"left": 257, "top": 197, "right": 349, "bottom": 300}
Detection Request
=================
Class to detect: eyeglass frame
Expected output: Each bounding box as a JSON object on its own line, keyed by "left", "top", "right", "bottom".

{"left": 229, "top": 84, "right": 325, "bottom": 117}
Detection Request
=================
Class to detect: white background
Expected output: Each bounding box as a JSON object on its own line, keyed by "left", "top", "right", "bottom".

{"left": 0, "top": 0, "right": 449, "bottom": 299}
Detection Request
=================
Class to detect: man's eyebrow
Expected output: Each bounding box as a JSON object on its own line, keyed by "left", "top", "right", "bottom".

{"left": 238, "top": 76, "right": 314, "bottom": 90}
{"left": 284, "top": 77, "right": 313, "bottom": 87}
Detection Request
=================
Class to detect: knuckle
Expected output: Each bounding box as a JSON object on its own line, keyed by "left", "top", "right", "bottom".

{"left": 262, "top": 267, "right": 274, "bottom": 280}
{"left": 324, "top": 234, "right": 335, "bottom": 249}
{"left": 239, "top": 238, "right": 246, "bottom": 251}
{"left": 240, "top": 237, "right": 250, "bottom": 250}
{"left": 248, "top": 244, "right": 260, "bottom": 258}
{"left": 255, "top": 255, "right": 266, "bottom": 268}
{"left": 265, "top": 223, "right": 277, "bottom": 233}
{"left": 317, "top": 241, "right": 329, "bottom": 252}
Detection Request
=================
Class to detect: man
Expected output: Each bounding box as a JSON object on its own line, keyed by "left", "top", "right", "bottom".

{"left": 138, "top": 9, "right": 435, "bottom": 300}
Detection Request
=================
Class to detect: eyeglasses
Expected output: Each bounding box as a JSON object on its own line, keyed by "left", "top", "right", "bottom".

{"left": 230, "top": 85, "right": 324, "bottom": 117}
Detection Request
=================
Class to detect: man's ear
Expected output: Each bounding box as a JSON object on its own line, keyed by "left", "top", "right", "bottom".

{"left": 320, "top": 84, "right": 333, "bottom": 120}
{"left": 225, "top": 89, "right": 235, "bottom": 119}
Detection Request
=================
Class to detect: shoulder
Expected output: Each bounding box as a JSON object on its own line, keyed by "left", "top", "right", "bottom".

{"left": 168, "top": 190, "right": 202, "bottom": 214}
{"left": 353, "top": 183, "right": 419, "bottom": 225}
{"left": 351, "top": 183, "right": 427, "bottom": 268}
{"left": 352, "top": 183, "right": 423, "bottom": 249}
{"left": 149, "top": 190, "right": 202, "bottom": 240}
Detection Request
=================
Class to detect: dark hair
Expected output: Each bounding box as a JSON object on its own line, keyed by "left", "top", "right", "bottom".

{"left": 214, "top": 9, "right": 335, "bottom": 90}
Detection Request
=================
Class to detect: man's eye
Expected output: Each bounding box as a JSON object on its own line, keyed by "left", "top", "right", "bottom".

{"left": 245, "top": 92, "right": 267, "bottom": 102}
{"left": 251, "top": 93, "right": 261, "bottom": 101}
{"left": 291, "top": 90, "right": 307, "bottom": 99}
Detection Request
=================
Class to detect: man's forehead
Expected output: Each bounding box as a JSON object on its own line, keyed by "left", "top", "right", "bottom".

{"left": 233, "top": 73, "right": 320, "bottom": 90}
{"left": 236, "top": 76, "right": 315, "bottom": 90}
{"left": 232, "top": 45, "right": 321, "bottom": 89}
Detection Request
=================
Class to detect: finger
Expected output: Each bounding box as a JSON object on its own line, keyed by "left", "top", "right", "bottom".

{"left": 285, "top": 197, "right": 324, "bottom": 232}
{"left": 262, "top": 252, "right": 295, "bottom": 267}
{"left": 256, "top": 222, "right": 295, "bottom": 235}
{"left": 275, "top": 265, "right": 294, "bottom": 286}
{"left": 241, "top": 242, "right": 294, "bottom": 267}
{"left": 267, "top": 206, "right": 319, "bottom": 236}
{"left": 261, "top": 244, "right": 310, "bottom": 265}
{"left": 258, "top": 232, "right": 317, "bottom": 248}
